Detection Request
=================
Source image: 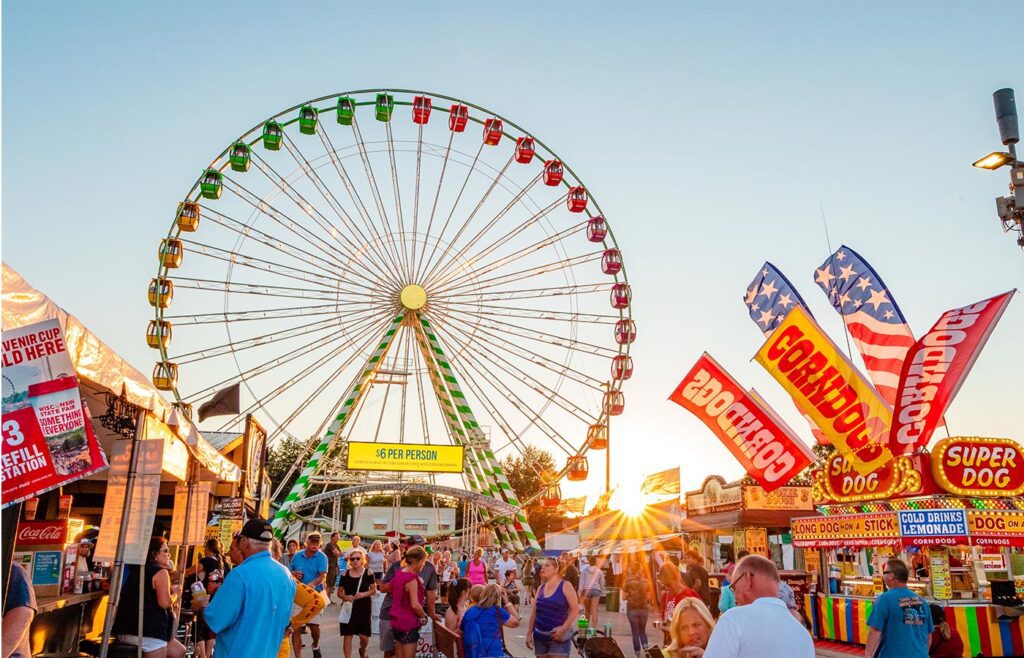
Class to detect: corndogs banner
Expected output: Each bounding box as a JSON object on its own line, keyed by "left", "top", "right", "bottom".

{"left": 669, "top": 353, "right": 813, "bottom": 492}
{"left": 889, "top": 290, "right": 1015, "bottom": 454}
{"left": 754, "top": 306, "right": 892, "bottom": 475}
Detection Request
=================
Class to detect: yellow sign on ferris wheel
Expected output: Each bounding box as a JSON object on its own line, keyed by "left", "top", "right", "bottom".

{"left": 346, "top": 441, "right": 465, "bottom": 473}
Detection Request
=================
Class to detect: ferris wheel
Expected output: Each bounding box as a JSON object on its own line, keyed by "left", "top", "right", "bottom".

{"left": 148, "top": 89, "right": 634, "bottom": 549}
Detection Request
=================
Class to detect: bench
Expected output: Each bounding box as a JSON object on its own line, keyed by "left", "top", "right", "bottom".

{"left": 434, "top": 621, "right": 466, "bottom": 658}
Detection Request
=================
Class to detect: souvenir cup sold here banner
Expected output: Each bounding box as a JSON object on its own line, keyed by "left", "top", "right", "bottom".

{"left": 1, "top": 319, "right": 108, "bottom": 507}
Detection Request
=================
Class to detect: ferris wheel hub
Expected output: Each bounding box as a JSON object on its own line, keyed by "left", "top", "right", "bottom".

{"left": 400, "top": 284, "right": 428, "bottom": 310}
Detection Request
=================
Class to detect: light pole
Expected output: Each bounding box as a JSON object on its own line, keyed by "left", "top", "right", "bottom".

{"left": 972, "top": 88, "right": 1024, "bottom": 249}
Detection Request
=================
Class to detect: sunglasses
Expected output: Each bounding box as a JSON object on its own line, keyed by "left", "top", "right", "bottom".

{"left": 349, "top": 557, "right": 363, "bottom": 561}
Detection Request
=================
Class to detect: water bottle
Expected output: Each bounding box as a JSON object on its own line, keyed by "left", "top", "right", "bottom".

{"left": 604, "top": 622, "right": 613, "bottom": 637}
{"left": 576, "top": 606, "right": 588, "bottom": 633}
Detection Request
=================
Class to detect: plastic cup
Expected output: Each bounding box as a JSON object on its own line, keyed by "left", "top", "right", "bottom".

{"left": 23, "top": 498, "right": 39, "bottom": 520}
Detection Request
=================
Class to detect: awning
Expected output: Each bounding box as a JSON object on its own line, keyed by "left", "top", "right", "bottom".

{"left": 2, "top": 264, "right": 240, "bottom": 482}
{"left": 681, "top": 508, "right": 806, "bottom": 532}
{"left": 575, "top": 532, "right": 683, "bottom": 556}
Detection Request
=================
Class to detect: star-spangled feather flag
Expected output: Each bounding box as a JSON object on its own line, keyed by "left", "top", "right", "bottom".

{"left": 744, "top": 263, "right": 828, "bottom": 445}
{"left": 813, "top": 246, "right": 914, "bottom": 407}
{"left": 641, "top": 467, "right": 680, "bottom": 496}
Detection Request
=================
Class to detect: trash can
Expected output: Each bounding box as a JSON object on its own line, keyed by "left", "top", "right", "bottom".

{"left": 605, "top": 588, "right": 620, "bottom": 612}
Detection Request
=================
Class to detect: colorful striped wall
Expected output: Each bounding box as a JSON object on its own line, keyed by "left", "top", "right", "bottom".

{"left": 807, "top": 594, "right": 1024, "bottom": 657}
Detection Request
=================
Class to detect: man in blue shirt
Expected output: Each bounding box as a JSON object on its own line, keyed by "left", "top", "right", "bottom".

{"left": 203, "top": 518, "right": 296, "bottom": 658}
{"left": 866, "top": 558, "right": 933, "bottom": 658}
{"left": 3, "top": 563, "right": 36, "bottom": 658}
{"left": 289, "top": 532, "right": 329, "bottom": 658}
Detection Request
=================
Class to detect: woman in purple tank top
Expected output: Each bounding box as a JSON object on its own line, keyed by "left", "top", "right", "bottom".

{"left": 527, "top": 557, "right": 579, "bottom": 658}
{"left": 390, "top": 546, "right": 429, "bottom": 658}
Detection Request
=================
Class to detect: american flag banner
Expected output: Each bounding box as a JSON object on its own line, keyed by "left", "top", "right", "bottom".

{"left": 744, "top": 263, "right": 828, "bottom": 444}
{"left": 813, "top": 246, "right": 913, "bottom": 407}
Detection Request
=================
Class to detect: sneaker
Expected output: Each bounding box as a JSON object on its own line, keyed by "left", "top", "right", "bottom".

{"left": 312, "top": 647, "right": 322, "bottom": 658}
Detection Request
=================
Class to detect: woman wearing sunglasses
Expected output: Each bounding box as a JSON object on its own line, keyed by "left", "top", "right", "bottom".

{"left": 337, "top": 547, "right": 377, "bottom": 658}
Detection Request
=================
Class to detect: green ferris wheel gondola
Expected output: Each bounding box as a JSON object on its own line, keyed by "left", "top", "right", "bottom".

{"left": 262, "top": 120, "right": 283, "bottom": 150}
{"left": 199, "top": 169, "right": 222, "bottom": 200}
{"left": 375, "top": 93, "right": 394, "bottom": 122}
{"left": 336, "top": 96, "right": 356, "bottom": 126}
{"left": 229, "top": 141, "right": 250, "bottom": 172}
{"left": 298, "top": 104, "right": 318, "bottom": 134}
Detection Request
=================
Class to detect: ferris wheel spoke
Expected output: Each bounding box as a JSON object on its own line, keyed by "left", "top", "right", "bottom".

{"left": 171, "top": 315, "right": 344, "bottom": 364}
{"left": 435, "top": 251, "right": 602, "bottom": 298}
{"left": 434, "top": 300, "right": 617, "bottom": 325}
{"left": 164, "top": 303, "right": 341, "bottom": 326}
{"left": 179, "top": 237, "right": 347, "bottom": 290}
{"left": 440, "top": 310, "right": 618, "bottom": 358}
{"left": 219, "top": 176, "right": 398, "bottom": 291}
{"left": 435, "top": 312, "right": 605, "bottom": 389}
{"left": 435, "top": 282, "right": 609, "bottom": 304}
{"left": 384, "top": 121, "right": 412, "bottom": 282}
{"left": 247, "top": 150, "right": 403, "bottom": 289}
{"left": 418, "top": 153, "right": 516, "bottom": 285}
{"left": 212, "top": 314, "right": 390, "bottom": 433}
{"left": 200, "top": 205, "right": 358, "bottom": 284}
{"left": 413, "top": 131, "right": 455, "bottom": 282}
{"left": 185, "top": 306, "right": 390, "bottom": 404}
{"left": 432, "top": 218, "right": 587, "bottom": 292}
{"left": 430, "top": 315, "right": 596, "bottom": 424}
{"left": 350, "top": 117, "right": 411, "bottom": 283}
{"left": 424, "top": 172, "right": 543, "bottom": 289}
{"left": 417, "top": 141, "right": 485, "bottom": 285}
{"left": 173, "top": 277, "right": 340, "bottom": 302}
{"left": 429, "top": 194, "right": 566, "bottom": 290}
{"left": 316, "top": 128, "right": 409, "bottom": 287}
{"left": 429, "top": 321, "right": 577, "bottom": 456}
{"left": 410, "top": 124, "right": 424, "bottom": 278}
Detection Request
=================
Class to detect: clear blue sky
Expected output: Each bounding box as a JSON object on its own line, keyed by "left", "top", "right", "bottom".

{"left": 4, "top": 1, "right": 1022, "bottom": 498}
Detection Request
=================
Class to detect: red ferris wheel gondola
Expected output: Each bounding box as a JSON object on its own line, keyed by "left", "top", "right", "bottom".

{"left": 601, "top": 249, "right": 622, "bottom": 275}
{"left": 483, "top": 118, "right": 503, "bottom": 145}
{"left": 449, "top": 103, "right": 469, "bottom": 132}
{"left": 567, "top": 456, "right": 589, "bottom": 481}
{"left": 543, "top": 159, "right": 563, "bottom": 186}
{"left": 412, "top": 96, "right": 432, "bottom": 124}
{"left": 586, "top": 216, "right": 607, "bottom": 242}
{"left": 567, "top": 186, "right": 588, "bottom": 213}
{"left": 611, "top": 355, "right": 633, "bottom": 381}
{"left": 515, "top": 137, "right": 535, "bottom": 164}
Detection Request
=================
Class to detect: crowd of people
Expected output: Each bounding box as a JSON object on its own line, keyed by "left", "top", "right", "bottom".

{"left": 4, "top": 523, "right": 955, "bottom": 658}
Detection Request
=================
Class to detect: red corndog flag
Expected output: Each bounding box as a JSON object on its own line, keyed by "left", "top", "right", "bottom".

{"left": 889, "top": 290, "right": 1016, "bottom": 454}
{"left": 669, "top": 353, "right": 815, "bottom": 492}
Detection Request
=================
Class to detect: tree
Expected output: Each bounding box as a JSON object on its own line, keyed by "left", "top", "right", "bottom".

{"left": 266, "top": 436, "right": 309, "bottom": 502}
{"left": 500, "top": 445, "right": 564, "bottom": 540}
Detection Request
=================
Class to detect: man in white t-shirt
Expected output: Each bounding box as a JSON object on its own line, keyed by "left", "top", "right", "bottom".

{"left": 704, "top": 555, "right": 813, "bottom": 658}
{"left": 494, "top": 547, "right": 518, "bottom": 585}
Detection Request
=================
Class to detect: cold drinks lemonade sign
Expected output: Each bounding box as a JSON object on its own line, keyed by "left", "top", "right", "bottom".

{"left": 1, "top": 320, "right": 107, "bottom": 506}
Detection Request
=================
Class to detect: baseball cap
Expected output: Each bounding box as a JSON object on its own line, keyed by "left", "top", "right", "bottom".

{"left": 239, "top": 518, "right": 274, "bottom": 542}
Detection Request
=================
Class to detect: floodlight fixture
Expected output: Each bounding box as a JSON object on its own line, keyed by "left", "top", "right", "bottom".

{"left": 972, "top": 152, "right": 1016, "bottom": 170}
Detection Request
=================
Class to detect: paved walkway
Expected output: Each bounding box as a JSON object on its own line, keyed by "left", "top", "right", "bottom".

{"left": 296, "top": 598, "right": 855, "bottom": 658}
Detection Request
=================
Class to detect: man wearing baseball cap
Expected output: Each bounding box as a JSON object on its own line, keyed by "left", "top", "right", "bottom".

{"left": 203, "top": 518, "right": 296, "bottom": 658}
{"left": 378, "top": 535, "right": 440, "bottom": 658}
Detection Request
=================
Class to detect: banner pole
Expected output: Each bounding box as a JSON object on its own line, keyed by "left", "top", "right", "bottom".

{"left": 99, "top": 410, "right": 147, "bottom": 658}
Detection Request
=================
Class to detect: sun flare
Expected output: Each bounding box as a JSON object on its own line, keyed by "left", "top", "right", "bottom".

{"left": 610, "top": 486, "right": 649, "bottom": 517}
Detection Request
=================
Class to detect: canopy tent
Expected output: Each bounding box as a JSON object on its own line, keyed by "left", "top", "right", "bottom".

{"left": 574, "top": 532, "right": 684, "bottom": 556}
{"left": 2, "top": 264, "right": 240, "bottom": 482}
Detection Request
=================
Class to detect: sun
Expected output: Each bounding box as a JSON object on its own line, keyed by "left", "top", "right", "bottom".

{"left": 610, "top": 486, "right": 649, "bottom": 517}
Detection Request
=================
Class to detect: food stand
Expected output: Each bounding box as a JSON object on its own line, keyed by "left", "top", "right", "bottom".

{"left": 795, "top": 438, "right": 1024, "bottom": 657}
{"left": 2, "top": 264, "right": 242, "bottom": 657}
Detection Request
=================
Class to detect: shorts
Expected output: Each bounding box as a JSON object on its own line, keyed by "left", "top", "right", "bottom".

{"left": 117, "top": 635, "right": 168, "bottom": 652}
{"left": 581, "top": 588, "right": 603, "bottom": 599}
{"left": 392, "top": 627, "right": 420, "bottom": 644}
{"left": 378, "top": 618, "right": 395, "bottom": 652}
{"left": 533, "top": 630, "right": 572, "bottom": 656}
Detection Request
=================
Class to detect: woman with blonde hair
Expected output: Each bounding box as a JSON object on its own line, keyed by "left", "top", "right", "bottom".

{"left": 460, "top": 583, "right": 520, "bottom": 658}
{"left": 665, "top": 598, "right": 715, "bottom": 658}
{"left": 337, "top": 547, "right": 377, "bottom": 658}
{"left": 367, "top": 540, "right": 386, "bottom": 580}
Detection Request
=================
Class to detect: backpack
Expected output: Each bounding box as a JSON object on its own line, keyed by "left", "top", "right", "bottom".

{"left": 624, "top": 576, "right": 648, "bottom": 609}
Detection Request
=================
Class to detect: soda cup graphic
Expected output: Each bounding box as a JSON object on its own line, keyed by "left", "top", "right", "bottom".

{"left": 23, "top": 498, "right": 39, "bottom": 520}
{"left": 27, "top": 377, "right": 91, "bottom": 476}
{"left": 58, "top": 494, "right": 73, "bottom": 519}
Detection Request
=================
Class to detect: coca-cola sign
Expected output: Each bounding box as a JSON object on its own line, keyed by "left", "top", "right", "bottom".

{"left": 15, "top": 519, "right": 80, "bottom": 546}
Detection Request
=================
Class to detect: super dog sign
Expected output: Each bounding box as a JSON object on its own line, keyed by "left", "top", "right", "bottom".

{"left": 932, "top": 436, "right": 1024, "bottom": 497}
{"left": 669, "top": 353, "right": 813, "bottom": 492}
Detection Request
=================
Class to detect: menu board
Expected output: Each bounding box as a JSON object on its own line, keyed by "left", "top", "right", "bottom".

{"left": 745, "top": 528, "right": 768, "bottom": 557}
{"left": 930, "top": 549, "right": 952, "bottom": 600}
{"left": 170, "top": 482, "right": 211, "bottom": 546}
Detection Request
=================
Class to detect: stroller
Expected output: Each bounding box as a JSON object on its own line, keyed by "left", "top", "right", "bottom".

{"left": 573, "top": 631, "right": 627, "bottom": 658}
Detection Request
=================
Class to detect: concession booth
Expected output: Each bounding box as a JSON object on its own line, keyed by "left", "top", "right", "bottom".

{"left": 2, "top": 264, "right": 242, "bottom": 657}
{"left": 682, "top": 475, "right": 816, "bottom": 608}
{"left": 794, "top": 437, "right": 1024, "bottom": 657}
